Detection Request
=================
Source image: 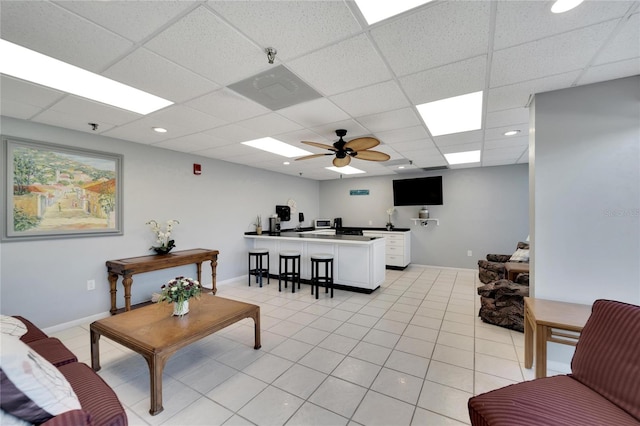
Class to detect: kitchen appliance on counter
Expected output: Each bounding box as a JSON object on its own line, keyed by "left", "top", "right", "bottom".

{"left": 314, "top": 219, "right": 332, "bottom": 229}
{"left": 333, "top": 217, "right": 342, "bottom": 229}
{"left": 269, "top": 216, "right": 281, "bottom": 235}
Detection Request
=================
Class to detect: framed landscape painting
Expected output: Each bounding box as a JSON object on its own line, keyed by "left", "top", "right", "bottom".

{"left": 2, "top": 137, "right": 123, "bottom": 241}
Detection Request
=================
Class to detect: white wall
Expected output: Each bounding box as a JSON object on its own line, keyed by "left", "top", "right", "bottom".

{"left": 319, "top": 165, "right": 529, "bottom": 269}
{"left": 0, "top": 116, "right": 319, "bottom": 327}
{"left": 531, "top": 76, "right": 640, "bottom": 370}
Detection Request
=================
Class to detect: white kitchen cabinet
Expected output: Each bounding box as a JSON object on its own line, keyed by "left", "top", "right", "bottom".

{"left": 362, "top": 230, "right": 411, "bottom": 269}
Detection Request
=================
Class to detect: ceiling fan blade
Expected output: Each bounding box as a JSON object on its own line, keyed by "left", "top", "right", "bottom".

{"left": 352, "top": 150, "right": 391, "bottom": 162}
{"left": 301, "top": 141, "right": 336, "bottom": 151}
{"left": 333, "top": 156, "right": 351, "bottom": 167}
{"left": 345, "top": 137, "right": 380, "bottom": 151}
{"left": 295, "top": 153, "right": 332, "bottom": 161}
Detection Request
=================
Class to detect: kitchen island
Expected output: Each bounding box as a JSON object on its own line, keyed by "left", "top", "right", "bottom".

{"left": 244, "top": 231, "right": 385, "bottom": 293}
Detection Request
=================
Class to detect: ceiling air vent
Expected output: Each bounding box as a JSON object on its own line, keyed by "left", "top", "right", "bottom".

{"left": 227, "top": 65, "right": 322, "bottom": 111}
{"left": 421, "top": 166, "right": 449, "bottom": 171}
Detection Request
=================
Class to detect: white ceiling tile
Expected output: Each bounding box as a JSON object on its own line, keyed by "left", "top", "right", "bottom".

{"left": 47, "top": 96, "right": 141, "bottom": 126}
{"left": 144, "top": 6, "right": 267, "bottom": 86}
{"left": 494, "top": 1, "right": 634, "bottom": 50}
{"left": 388, "top": 139, "right": 437, "bottom": 152}
{"left": 274, "top": 130, "right": 330, "bottom": 146}
{"left": 54, "top": 1, "right": 197, "bottom": 43}
{"left": 1, "top": 99, "right": 44, "bottom": 120}
{"left": 490, "top": 21, "right": 618, "bottom": 87}
{"left": 482, "top": 146, "right": 528, "bottom": 160}
{"left": 357, "top": 108, "right": 421, "bottom": 133}
{"left": 196, "top": 143, "right": 254, "bottom": 159}
{"left": 411, "top": 157, "right": 448, "bottom": 168}
{"left": 399, "top": 56, "right": 487, "bottom": 105}
{"left": 277, "top": 98, "right": 350, "bottom": 128}
{"left": 154, "top": 133, "right": 228, "bottom": 153}
{"left": 578, "top": 58, "right": 640, "bottom": 86}
{"left": 149, "top": 105, "right": 226, "bottom": 133}
{"left": 102, "top": 116, "right": 195, "bottom": 143}
{"left": 593, "top": 12, "right": 640, "bottom": 65}
{"left": 0, "top": 76, "right": 66, "bottom": 107}
{"left": 287, "top": 34, "right": 392, "bottom": 96}
{"left": 310, "top": 120, "right": 370, "bottom": 140}
{"left": 484, "top": 136, "right": 529, "bottom": 150}
{"left": 371, "top": 1, "right": 491, "bottom": 76}
{"left": 439, "top": 142, "right": 482, "bottom": 154}
{"left": 207, "top": 1, "right": 362, "bottom": 61}
{"left": 485, "top": 108, "right": 530, "bottom": 129}
{"left": 487, "top": 71, "right": 581, "bottom": 112}
{"left": 375, "top": 126, "right": 430, "bottom": 145}
{"left": 517, "top": 149, "right": 530, "bottom": 163}
{"left": 186, "top": 89, "right": 271, "bottom": 123}
{"left": 434, "top": 130, "right": 483, "bottom": 147}
{"left": 329, "top": 81, "right": 410, "bottom": 117}
{"left": 32, "top": 109, "right": 116, "bottom": 135}
{"left": 203, "top": 123, "right": 262, "bottom": 143}
{"left": 482, "top": 158, "right": 518, "bottom": 167}
{"left": 237, "top": 113, "right": 303, "bottom": 136}
{"left": 0, "top": 1, "right": 132, "bottom": 72}
{"left": 104, "top": 48, "right": 219, "bottom": 104}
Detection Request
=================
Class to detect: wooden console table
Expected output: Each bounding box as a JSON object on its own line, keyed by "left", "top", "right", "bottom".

{"left": 106, "top": 248, "right": 219, "bottom": 315}
{"left": 524, "top": 297, "right": 592, "bottom": 378}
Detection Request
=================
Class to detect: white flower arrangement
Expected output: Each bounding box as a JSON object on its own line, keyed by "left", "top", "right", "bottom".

{"left": 146, "top": 219, "right": 179, "bottom": 252}
{"left": 386, "top": 207, "right": 395, "bottom": 226}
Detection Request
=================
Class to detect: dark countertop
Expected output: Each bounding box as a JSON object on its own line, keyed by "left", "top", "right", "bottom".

{"left": 244, "top": 231, "right": 379, "bottom": 242}
{"left": 245, "top": 226, "right": 410, "bottom": 236}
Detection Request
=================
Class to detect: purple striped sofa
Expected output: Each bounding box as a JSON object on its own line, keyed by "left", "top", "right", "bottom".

{"left": 13, "top": 316, "right": 127, "bottom": 426}
{"left": 468, "top": 299, "right": 640, "bottom": 426}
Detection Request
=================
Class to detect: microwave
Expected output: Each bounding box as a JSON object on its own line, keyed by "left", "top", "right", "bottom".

{"left": 314, "top": 219, "right": 332, "bottom": 229}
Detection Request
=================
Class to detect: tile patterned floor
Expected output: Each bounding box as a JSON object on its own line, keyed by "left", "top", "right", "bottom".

{"left": 53, "top": 266, "right": 537, "bottom": 425}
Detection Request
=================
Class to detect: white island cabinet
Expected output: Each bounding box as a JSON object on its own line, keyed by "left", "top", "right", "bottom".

{"left": 244, "top": 232, "right": 385, "bottom": 293}
{"left": 362, "top": 230, "right": 411, "bottom": 269}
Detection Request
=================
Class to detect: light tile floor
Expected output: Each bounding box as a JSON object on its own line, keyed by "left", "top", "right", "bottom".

{"left": 53, "top": 266, "right": 538, "bottom": 425}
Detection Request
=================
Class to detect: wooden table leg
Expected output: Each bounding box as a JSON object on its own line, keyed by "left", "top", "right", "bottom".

{"left": 535, "top": 324, "right": 548, "bottom": 379}
{"left": 108, "top": 273, "right": 119, "bottom": 315}
{"left": 524, "top": 305, "right": 534, "bottom": 369}
{"left": 90, "top": 328, "right": 101, "bottom": 371}
{"left": 210, "top": 257, "right": 218, "bottom": 295}
{"left": 196, "top": 261, "right": 203, "bottom": 286}
{"left": 145, "top": 354, "right": 168, "bottom": 415}
{"left": 252, "top": 308, "right": 261, "bottom": 349}
{"left": 123, "top": 274, "right": 133, "bottom": 312}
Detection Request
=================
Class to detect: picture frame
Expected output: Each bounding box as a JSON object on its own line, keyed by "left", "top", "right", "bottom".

{"left": 2, "top": 136, "right": 123, "bottom": 241}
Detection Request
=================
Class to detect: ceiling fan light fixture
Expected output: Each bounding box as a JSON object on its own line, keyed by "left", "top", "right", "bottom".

{"left": 417, "top": 91, "right": 483, "bottom": 137}
{"left": 325, "top": 166, "right": 366, "bottom": 175}
{"left": 242, "top": 137, "right": 312, "bottom": 158}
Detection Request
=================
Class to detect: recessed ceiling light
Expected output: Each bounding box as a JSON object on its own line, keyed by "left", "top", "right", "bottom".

{"left": 444, "top": 150, "right": 481, "bottom": 165}
{"left": 355, "top": 0, "right": 434, "bottom": 25}
{"left": 504, "top": 130, "right": 521, "bottom": 136}
{"left": 0, "top": 39, "right": 173, "bottom": 115}
{"left": 551, "top": 0, "right": 584, "bottom": 13}
{"left": 153, "top": 127, "right": 168, "bottom": 133}
{"left": 398, "top": 166, "right": 405, "bottom": 169}
{"left": 242, "top": 137, "right": 312, "bottom": 158}
{"left": 417, "top": 91, "right": 483, "bottom": 137}
{"left": 283, "top": 161, "right": 290, "bottom": 165}
{"left": 325, "top": 166, "right": 366, "bottom": 175}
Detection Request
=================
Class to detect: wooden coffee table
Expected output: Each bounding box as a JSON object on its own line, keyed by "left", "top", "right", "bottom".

{"left": 90, "top": 295, "right": 261, "bottom": 415}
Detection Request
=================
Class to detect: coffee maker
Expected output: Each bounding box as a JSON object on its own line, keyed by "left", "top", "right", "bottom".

{"left": 269, "top": 216, "right": 281, "bottom": 235}
{"left": 333, "top": 217, "right": 342, "bottom": 229}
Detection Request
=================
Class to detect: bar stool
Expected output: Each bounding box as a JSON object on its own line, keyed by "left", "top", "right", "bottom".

{"left": 248, "top": 248, "right": 269, "bottom": 287}
{"left": 279, "top": 251, "right": 301, "bottom": 293}
{"left": 310, "top": 253, "right": 334, "bottom": 299}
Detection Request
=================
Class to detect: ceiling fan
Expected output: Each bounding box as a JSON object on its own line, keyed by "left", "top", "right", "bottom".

{"left": 296, "top": 129, "right": 391, "bottom": 167}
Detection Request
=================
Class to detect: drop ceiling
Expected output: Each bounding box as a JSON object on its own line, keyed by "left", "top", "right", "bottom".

{"left": 1, "top": 1, "right": 638, "bottom": 180}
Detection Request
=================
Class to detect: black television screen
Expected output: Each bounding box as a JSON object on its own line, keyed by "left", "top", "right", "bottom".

{"left": 393, "top": 176, "right": 443, "bottom": 206}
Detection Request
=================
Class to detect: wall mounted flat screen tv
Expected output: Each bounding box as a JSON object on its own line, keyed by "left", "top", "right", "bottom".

{"left": 393, "top": 176, "right": 443, "bottom": 206}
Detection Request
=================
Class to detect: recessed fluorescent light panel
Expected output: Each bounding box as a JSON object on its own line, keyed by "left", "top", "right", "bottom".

{"left": 417, "top": 91, "right": 483, "bottom": 137}
{"left": 325, "top": 165, "right": 366, "bottom": 175}
{"left": 444, "top": 150, "right": 481, "bottom": 165}
{"left": 355, "top": 0, "right": 433, "bottom": 25}
{"left": 0, "top": 39, "right": 173, "bottom": 115}
{"left": 242, "top": 137, "right": 312, "bottom": 158}
{"left": 551, "top": 0, "right": 584, "bottom": 13}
